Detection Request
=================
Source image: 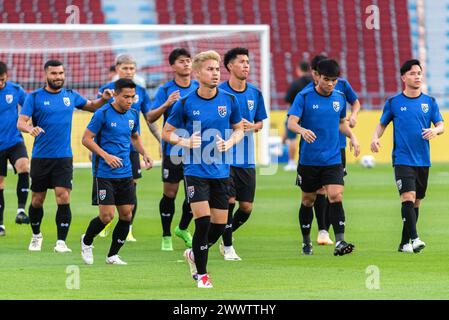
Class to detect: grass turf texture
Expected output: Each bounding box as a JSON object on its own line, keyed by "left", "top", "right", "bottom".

{"left": 1, "top": 164, "right": 449, "bottom": 299}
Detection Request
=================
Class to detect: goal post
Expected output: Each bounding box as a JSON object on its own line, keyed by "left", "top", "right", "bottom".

{"left": 0, "top": 23, "right": 271, "bottom": 166}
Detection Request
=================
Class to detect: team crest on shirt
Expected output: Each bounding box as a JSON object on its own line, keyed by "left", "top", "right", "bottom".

{"left": 187, "top": 186, "right": 195, "bottom": 198}
{"left": 99, "top": 189, "right": 107, "bottom": 201}
{"left": 63, "top": 97, "right": 71, "bottom": 106}
{"left": 333, "top": 101, "right": 340, "bottom": 112}
{"left": 5, "top": 94, "right": 13, "bottom": 104}
{"left": 133, "top": 94, "right": 139, "bottom": 104}
{"left": 247, "top": 100, "right": 254, "bottom": 111}
{"left": 421, "top": 103, "right": 429, "bottom": 113}
{"left": 218, "top": 105, "right": 227, "bottom": 117}
{"left": 129, "top": 120, "right": 134, "bottom": 130}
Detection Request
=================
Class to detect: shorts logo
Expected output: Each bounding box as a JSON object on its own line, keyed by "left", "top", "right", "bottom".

{"left": 99, "top": 189, "right": 107, "bottom": 201}
{"left": 129, "top": 120, "right": 134, "bottom": 130}
{"left": 5, "top": 94, "right": 13, "bottom": 104}
{"left": 297, "top": 174, "right": 302, "bottom": 185}
{"left": 247, "top": 100, "right": 254, "bottom": 111}
{"left": 133, "top": 94, "right": 139, "bottom": 104}
{"left": 421, "top": 103, "right": 429, "bottom": 113}
{"left": 63, "top": 97, "right": 71, "bottom": 106}
{"left": 333, "top": 101, "right": 340, "bottom": 112}
{"left": 187, "top": 186, "right": 195, "bottom": 198}
{"left": 218, "top": 105, "right": 227, "bottom": 117}
{"left": 163, "top": 169, "right": 169, "bottom": 179}
{"left": 396, "top": 179, "right": 402, "bottom": 191}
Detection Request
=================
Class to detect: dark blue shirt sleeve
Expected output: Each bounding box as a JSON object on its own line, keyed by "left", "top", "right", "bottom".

{"left": 254, "top": 91, "right": 268, "bottom": 122}
{"left": 380, "top": 99, "right": 393, "bottom": 126}
{"left": 87, "top": 110, "right": 104, "bottom": 135}
{"left": 18, "top": 87, "right": 26, "bottom": 106}
{"left": 151, "top": 86, "right": 168, "bottom": 110}
{"left": 430, "top": 98, "right": 444, "bottom": 125}
{"left": 230, "top": 96, "right": 242, "bottom": 125}
{"left": 141, "top": 89, "right": 151, "bottom": 114}
{"left": 73, "top": 90, "right": 88, "bottom": 110}
{"left": 287, "top": 93, "right": 304, "bottom": 118}
{"left": 20, "top": 93, "right": 35, "bottom": 117}
{"left": 340, "top": 96, "right": 347, "bottom": 119}
{"left": 166, "top": 99, "right": 184, "bottom": 128}
{"left": 343, "top": 80, "right": 358, "bottom": 104}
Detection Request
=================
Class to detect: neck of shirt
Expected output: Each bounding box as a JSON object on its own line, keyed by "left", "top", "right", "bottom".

{"left": 44, "top": 86, "right": 63, "bottom": 94}
{"left": 227, "top": 78, "right": 247, "bottom": 93}
{"left": 402, "top": 89, "right": 422, "bottom": 99}
{"left": 196, "top": 87, "right": 218, "bottom": 100}
{"left": 111, "top": 102, "right": 127, "bottom": 114}
{"left": 174, "top": 76, "right": 191, "bottom": 88}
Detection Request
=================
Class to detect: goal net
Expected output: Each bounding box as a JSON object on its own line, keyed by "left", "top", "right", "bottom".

{"left": 0, "top": 24, "right": 271, "bottom": 166}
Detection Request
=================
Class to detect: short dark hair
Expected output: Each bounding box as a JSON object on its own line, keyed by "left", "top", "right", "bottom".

{"left": 316, "top": 59, "right": 340, "bottom": 78}
{"left": 0, "top": 61, "right": 7, "bottom": 75}
{"left": 224, "top": 47, "right": 249, "bottom": 71}
{"left": 400, "top": 59, "right": 422, "bottom": 75}
{"left": 114, "top": 78, "right": 136, "bottom": 94}
{"left": 44, "top": 59, "right": 63, "bottom": 71}
{"left": 169, "top": 48, "right": 191, "bottom": 65}
{"left": 298, "top": 61, "right": 310, "bottom": 73}
{"left": 310, "top": 54, "right": 328, "bottom": 71}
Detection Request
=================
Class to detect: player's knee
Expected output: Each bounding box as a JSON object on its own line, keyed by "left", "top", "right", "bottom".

{"left": 328, "top": 192, "right": 343, "bottom": 203}
{"left": 239, "top": 202, "right": 252, "bottom": 213}
{"left": 414, "top": 199, "right": 422, "bottom": 208}
{"left": 301, "top": 195, "right": 315, "bottom": 207}
{"left": 0, "top": 178, "right": 5, "bottom": 190}
{"left": 228, "top": 197, "right": 236, "bottom": 205}
{"left": 119, "top": 211, "right": 132, "bottom": 222}
{"left": 55, "top": 192, "right": 70, "bottom": 204}
{"left": 31, "top": 196, "right": 45, "bottom": 208}
{"left": 401, "top": 192, "right": 416, "bottom": 203}
{"left": 316, "top": 187, "right": 326, "bottom": 195}
{"left": 99, "top": 212, "right": 114, "bottom": 224}
{"left": 14, "top": 158, "right": 29, "bottom": 173}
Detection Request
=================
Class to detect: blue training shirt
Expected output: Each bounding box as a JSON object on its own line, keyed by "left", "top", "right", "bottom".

{"left": 0, "top": 81, "right": 27, "bottom": 151}
{"left": 218, "top": 81, "right": 267, "bottom": 168}
{"left": 288, "top": 86, "right": 347, "bottom": 166}
{"left": 166, "top": 88, "right": 242, "bottom": 179}
{"left": 151, "top": 79, "right": 199, "bottom": 156}
{"left": 87, "top": 104, "right": 140, "bottom": 178}
{"left": 380, "top": 92, "right": 443, "bottom": 167}
{"left": 98, "top": 81, "right": 150, "bottom": 153}
{"left": 302, "top": 78, "right": 358, "bottom": 148}
{"left": 21, "top": 87, "right": 87, "bottom": 158}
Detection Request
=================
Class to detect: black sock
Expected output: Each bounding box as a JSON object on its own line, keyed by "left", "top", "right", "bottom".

{"left": 329, "top": 202, "right": 345, "bottom": 243}
{"left": 192, "top": 216, "right": 210, "bottom": 275}
{"left": 131, "top": 183, "right": 137, "bottom": 224}
{"left": 83, "top": 216, "right": 107, "bottom": 246}
{"left": 314, "top": 194, "right": 327, "bottom": 231}
{"left": 17, "top": 173, "right": 29, "bottom": 210}
{"left": 232, "top": 209, "right": 250, "bottom": 232}
{"left": 400, "top": 217, "right": 409, "bottom": 246}
{"left": 415, "top": 207, "right": 419, "bottom": 223}
{"left": 55, "top": 204, "right": 71, "bottom": 241}
{"left": 159, "top": 194, "right": 175, "bottom": 236}
{"left": 222, "top": 203, "right": 235, "bottom": 246}
{"left": 29, "top": 204, "right": 44, "bottom": 235}
{"left": 402, "top": 201, "right": 418, "bottom": 240}
{"left": 208, "top": 223, "right": 226, "bottom": 247}
{"left": 299, "top": 204, "right": 313, "bottom": 244}
{"left": 178, "top": 198, "right": 193, "bottom": 230}
{"left": 0, "top": 189, "right": 4, "bottom": 225}
{"left": 108, "top": 219, "right": 130, "bottom": 257}
{"left": 325, "top": 198, "right": 331, "bottom": 230}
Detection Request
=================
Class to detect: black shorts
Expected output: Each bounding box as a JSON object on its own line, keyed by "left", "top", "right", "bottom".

{"left": 0, "top": 141, "right": 28, "bottom": 176}
{"left": 394, "top": 165, "right": 429, "bottom": 199}
{"left": 162, "top": 154, "right": 184, "bottom": 183}
{"left": 341, "top": 148, "right": 347, "bottom": 176}
{"left": 30, "top": 157, "right": 73, "bottom": 192}
{"left": 228, "top": 166, "right": 256, "bottom": 202}
{"left": 296, "top": 164, "right": 345, "bottom": 193}
{"left": 92, "top": 177, "right": 136, "bottom": 206}
{"left": 184, "top": 175, "right": 229, "bottom": 209}
{"left": 130, "top": 151, "right": 142, "bottom": 180}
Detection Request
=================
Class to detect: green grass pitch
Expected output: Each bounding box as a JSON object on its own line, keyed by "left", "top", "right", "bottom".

{"left": 1, "top": 163, "right": 449, "bottom": 300}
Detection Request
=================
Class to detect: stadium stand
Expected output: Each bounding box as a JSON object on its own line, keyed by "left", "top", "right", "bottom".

{"left": 0, "top": 0, "right": 413, "bottom": 109}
